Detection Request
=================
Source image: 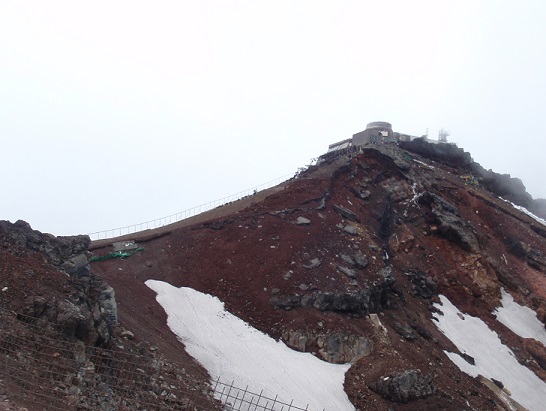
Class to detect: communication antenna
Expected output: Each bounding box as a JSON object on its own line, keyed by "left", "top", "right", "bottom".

{"left": 438, "top": 129, "right": 450, "bottom": 143}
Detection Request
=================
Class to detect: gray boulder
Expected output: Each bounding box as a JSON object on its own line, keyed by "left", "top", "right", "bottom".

{"left": 369, "top": 369, "right": 437, "bottom": 403}
{"left": 341, "top": 254, "right": 355, "bottom": 266}
{"left": 354, "top": 251, "right": 368, "bottom": 268}
{"left": 343, "top": 225, "right": 359, "bottom": 236}
{"left": 303, "top": 258, "right": 321, "bottom": 269}
{"left": 60, "top": 253, "right": 91, "bottom": 278}
{"left": 333, "top": 205, "right": 360, "bottom": 222}
{"left": 337, "top": 265, "right": 357, "bottom": 279}
{"left": 296, "top": 217, "right": 311, "bottom": 225}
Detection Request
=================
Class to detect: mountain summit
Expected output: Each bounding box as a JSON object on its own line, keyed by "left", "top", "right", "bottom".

{"left": 2, "top": 140, "right": 546, "bottom": 410}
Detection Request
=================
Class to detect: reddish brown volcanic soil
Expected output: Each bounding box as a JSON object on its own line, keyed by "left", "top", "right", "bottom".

{"left": 89, "top": 146, "right": 546, "bottom": 410}
{"left": 3, "top": 143, "right": 546, "bottom": 410}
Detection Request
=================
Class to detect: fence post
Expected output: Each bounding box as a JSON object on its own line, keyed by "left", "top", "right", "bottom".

{"left": 270, "top": 394, "right": 278, "bottom": 411}
{"left": 247, "top": 395, "right": 255, "bottom": 411}
{"left": 226, "top": 380, "right": 235, "bottom": 404}
{"left": 232, "top": 385, "right": 244, "bottom": 411}
{"left": 255, "top": 390, "right": 263, "bottom": 411}
{"left": 237, "top": 385, "right": 249, "bottom": 411}
{"left": 212, "top": 376, "right": 220, "bottom": 393}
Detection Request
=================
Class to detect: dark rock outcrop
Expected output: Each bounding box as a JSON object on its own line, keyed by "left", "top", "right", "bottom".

{"left": 202, "top": 218, "right": 234, "bottom": 230}
{"left": 0, "top": 220, "right": 91, "bottom": 270}
{"left": 417, "top": 192, "right": 479, "bottom": 252}
{"left": 283, "top": 330, "right": 372, "bottom": 363}
{"left": 405, "top": 269, "right": 436, "bottom": 299}
{"left": 0, "top": 220, "right": 117, "bottom": 345}
{"left": 21, "top": 275, "right": 118, "bottom": 347}
{"left": 333, "top": 205, "right": 360, "bottom": 222}
{"left": 507, "top": 237, "right": 546, "bottom": 273}
{"left": 271, "top": 271, "right": 396, "bottom": 316}
{"left": 471, "top": 163, "right": 534, "bottom": 208}
{"left": 369, "top": 369, "right": 437, "bottom": 403}
{"left": 400, "top": 138, "right": 546, "bottom": 220}
{"left": 400, "top": 138, "right": 472, "bottom": 168}
{"left": 488, "top": 257, "right": 524, "bottom": 293}
{"left": 391, "top": 319, "right": 417, "bottom": 341}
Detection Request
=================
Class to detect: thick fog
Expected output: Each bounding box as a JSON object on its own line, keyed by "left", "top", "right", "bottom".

{"left": 1, "top": 1, "right": 545, "bottom": 235}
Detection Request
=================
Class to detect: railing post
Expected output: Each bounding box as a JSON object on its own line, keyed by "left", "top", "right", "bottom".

{"left": 240, "top": 385, "right": 251, "bottom": 411}
{"left": 87, "top": 171, "right": 300, "bottom": 240}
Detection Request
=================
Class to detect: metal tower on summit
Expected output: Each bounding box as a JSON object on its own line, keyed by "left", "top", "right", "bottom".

{"left": 438, "top": 129, "right": 450, "bottom": 143}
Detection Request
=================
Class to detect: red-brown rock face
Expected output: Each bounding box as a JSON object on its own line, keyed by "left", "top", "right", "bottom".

{"left": 3, "top": 142, "right": 546, "bottom": 410}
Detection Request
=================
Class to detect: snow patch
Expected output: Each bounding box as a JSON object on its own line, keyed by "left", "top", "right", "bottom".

{"left": 404, "top": 183, "right": 421, "bottom": 217}
{"left": 413, "top": 159, "right": 434, "bottom": 169}
{"left": 433, "top": 295, "right": 546, "bottom": 411}
{"left": 501, "top": 198, "right": 546, "bottom": 227}
{"left": 494, "top": 288, "right": 546, "bottom": 346}
{"left": 146, "top": 280, "right": 354, "bottom": 411}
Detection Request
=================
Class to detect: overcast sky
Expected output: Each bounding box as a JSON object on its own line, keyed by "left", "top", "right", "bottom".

{"left": 2, "top": 1, "right": 545, "bottom": 236}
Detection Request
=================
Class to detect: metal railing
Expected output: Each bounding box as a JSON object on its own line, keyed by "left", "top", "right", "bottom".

{"left": 88, "top": 172, "right": 299, "bottom": 241}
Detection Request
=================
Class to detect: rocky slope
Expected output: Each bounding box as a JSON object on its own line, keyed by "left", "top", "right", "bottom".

{"left": 2, "top": 140, "right": 546, "bottom": 410}
{"left": 0, "top": 221, "right": 218, "bottom": 410}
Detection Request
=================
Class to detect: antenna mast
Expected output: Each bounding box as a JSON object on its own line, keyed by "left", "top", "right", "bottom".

{"left": 438, "top": 129, "right": 449, "bottom": 143}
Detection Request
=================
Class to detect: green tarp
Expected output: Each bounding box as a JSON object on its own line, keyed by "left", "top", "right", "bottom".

{"left": 90, "top": 247, "right": 144, "bottom": 262}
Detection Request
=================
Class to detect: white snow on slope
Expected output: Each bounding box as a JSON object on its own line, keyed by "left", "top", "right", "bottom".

{"left": 433, "top": 295, "right": 546, "bottom": 411}
{"left": 146, "top": 280, "right": 355, "bottom": 411}
{"left": 494, "top": 289, "right": 546, "bottom": 346}
{"left": 501, "top": 198, "right": 546, "bottom": 227}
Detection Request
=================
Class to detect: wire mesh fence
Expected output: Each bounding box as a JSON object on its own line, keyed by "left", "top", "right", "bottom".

{"left": 0, "top": 310, "right": 321, "bottom": 411}
{"left": 212, "top": 379, "right": 320, "bottom": 411}
{"left": 0, "top": 315, "right": 213, "bottom": 410}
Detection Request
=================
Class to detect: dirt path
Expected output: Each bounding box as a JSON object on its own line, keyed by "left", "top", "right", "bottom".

{"left": 90, "top": 183, "right": 290, "bottom": 250}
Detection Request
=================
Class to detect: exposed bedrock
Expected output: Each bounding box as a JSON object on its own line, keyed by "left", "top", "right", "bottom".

{"left": 400, "top": 138, "right": 546, "bottom": 219}
{"left": 283, "top": 330, "right": 373, "bottom": 364}
{"left": 399, "top": 138, "right": 472, "bottom": 168}
{"left": 471, "top": 163, "right": 534, "bottom": 209}
{"left": 270, "top": 270, "right": 396, "bottom": 316}
{"left": 1, "top": 220, "right": 117, "bottom": 345}
{"left": 506, "top": 237, "right": 546, "bottom": 273}
{"left": 369, "top": 369, "right": 437, "bottom": 403}
{"left": 417, "top": 191, "right": 479, "bottom": 252}
{"left": 0, "top": 220, "right": 91, "bottom": 272}
{"left": 524, "top": 339, "right": 546, "bottom": 372}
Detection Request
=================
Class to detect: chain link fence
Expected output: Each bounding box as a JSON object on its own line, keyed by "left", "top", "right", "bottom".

{"left": 0, "top": 310, "right": 321, "bottom": 411}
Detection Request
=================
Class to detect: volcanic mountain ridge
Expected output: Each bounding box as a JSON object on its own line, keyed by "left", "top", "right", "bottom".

{"left": 1, "top": 140, "right": 546, "bottom": 410}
